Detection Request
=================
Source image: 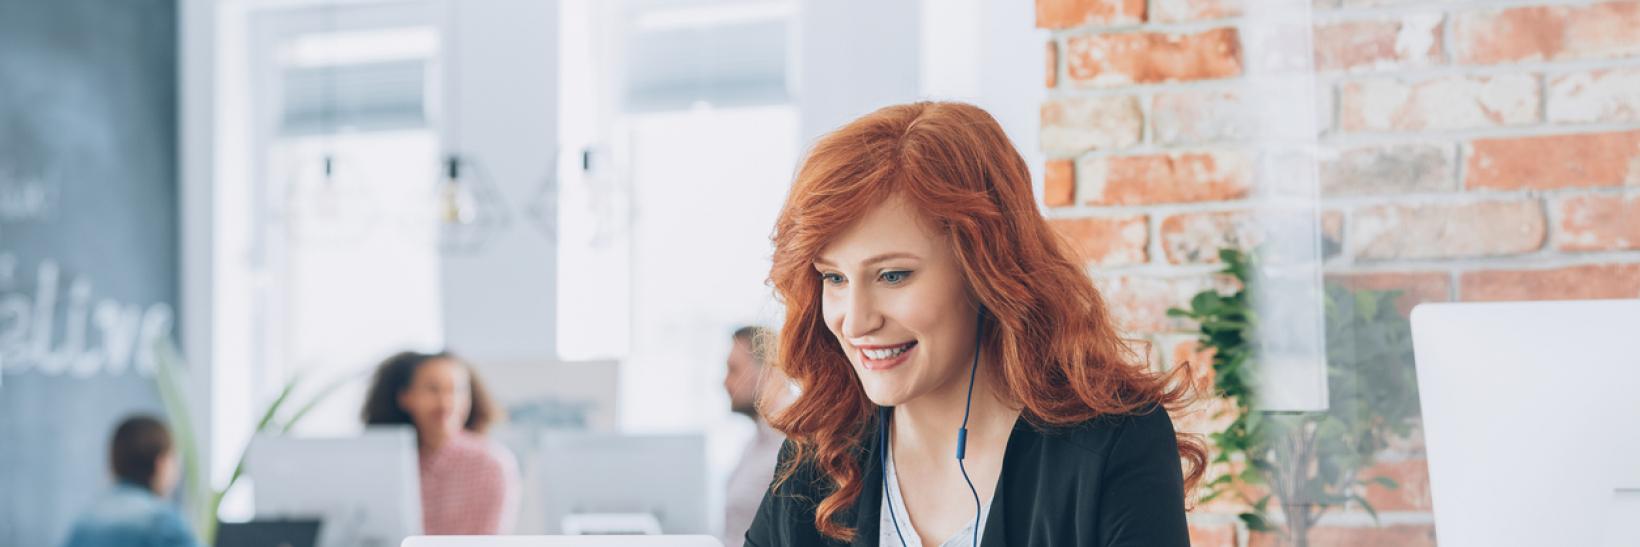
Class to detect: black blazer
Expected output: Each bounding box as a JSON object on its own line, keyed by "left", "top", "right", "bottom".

{"left": 743, "top": 406, "right": 1190, "bottom": 546}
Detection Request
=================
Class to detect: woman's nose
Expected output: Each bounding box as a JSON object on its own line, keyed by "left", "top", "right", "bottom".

{"left": 840, "top": 286, "right": 882, "bottom": 339}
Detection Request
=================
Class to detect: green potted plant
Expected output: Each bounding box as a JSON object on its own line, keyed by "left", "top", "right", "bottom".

{"left": 151, "top": 340, "right": 361, "bottom": 544}
{"left": 1170, "top": 249, "right": 1422, "bottom": 546}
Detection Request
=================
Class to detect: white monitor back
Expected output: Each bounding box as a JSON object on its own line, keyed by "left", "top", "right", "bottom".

{"left": 480, "top": 360, "right": 620, "bottom": 432}
{"left": 247, "top": 426, "right": 424, "bottom": 547}
{"left": 1410, "top": 299, "right": 1640, "bottom": 547}
{"left": 538, "top": 432, "right": 707, "bottom": 535}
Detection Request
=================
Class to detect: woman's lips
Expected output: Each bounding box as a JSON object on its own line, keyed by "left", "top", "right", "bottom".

{"left": 859, "top": 341, "right": 917, "bottom": 371}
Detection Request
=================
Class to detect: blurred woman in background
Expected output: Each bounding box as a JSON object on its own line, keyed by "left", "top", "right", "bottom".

{"left": 362, "top": 351, "right": 519, "bottom": 535}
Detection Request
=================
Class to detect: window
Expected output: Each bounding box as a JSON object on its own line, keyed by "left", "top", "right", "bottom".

{"left": 214, "top": 3, "right": 445, "bottom": 519}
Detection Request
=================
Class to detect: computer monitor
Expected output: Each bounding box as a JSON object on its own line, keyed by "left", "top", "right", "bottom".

{"left": 245, "top": 426, "right": 423, "bottom": 547}
{"left": 214, "top": 519, "right": 321, "bottom": 547}
{"left": 1410, "top": 299, "right": 1640, "bottom": 547}
{"left": 537, "top": 432, "right": 707, "bottom": 535}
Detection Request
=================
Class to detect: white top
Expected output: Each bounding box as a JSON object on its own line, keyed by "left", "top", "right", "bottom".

{"left": 879, "top": 441, "right": 992, "bottom": 547}
{"left": 723, "top": 419, "right": 786, "bottom": 547}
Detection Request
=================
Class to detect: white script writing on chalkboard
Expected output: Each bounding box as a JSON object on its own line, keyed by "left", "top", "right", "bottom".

{"left": 0, "top": 169, "right": 58, "bottom": 222}
{"left": 0, "top": 254, "right": 174, "bottom": 378}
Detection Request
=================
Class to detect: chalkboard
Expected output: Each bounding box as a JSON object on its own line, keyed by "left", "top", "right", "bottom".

{"left": 0, "top": 1, "right": 180, "bottom": 546}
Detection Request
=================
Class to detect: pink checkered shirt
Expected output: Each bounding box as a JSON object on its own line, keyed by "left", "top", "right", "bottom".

{"left": 419, "top": 432, "right": 519, "bottom": 535}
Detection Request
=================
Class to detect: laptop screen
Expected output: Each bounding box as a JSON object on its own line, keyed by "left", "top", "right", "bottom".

{"left": 215, "top": 520, "right": 322, "bottom": 547}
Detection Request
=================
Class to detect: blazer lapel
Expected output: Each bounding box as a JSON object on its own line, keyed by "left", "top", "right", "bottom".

{"left": 982, "top": 417, "right": 1039, "bottom": 546}
{"left": 853, "top": 413, "right": 887, "bottom": 546}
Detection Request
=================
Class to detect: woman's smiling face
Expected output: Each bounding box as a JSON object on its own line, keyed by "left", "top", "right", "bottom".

{"left": 814, "top": 194, "right": 980, "bottom": 407}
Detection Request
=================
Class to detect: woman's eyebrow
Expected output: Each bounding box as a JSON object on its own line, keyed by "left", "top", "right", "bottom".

{"left": 863, "top": 252, "right": 920, "bottom": 265}
{"left": 813, "top": 252, "right": 921, "bottom": 268}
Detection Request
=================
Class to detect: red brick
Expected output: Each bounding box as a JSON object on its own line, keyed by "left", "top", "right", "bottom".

{"left": 1065, "top": 28, "right": 1242, "bottom": 87}
{"left": 1159, "top": 211, "right": 1257, "bottom": 265}
{"left": 1350, "top": 200, "right": 1546, "bottom": 261}
{"left": 1464, "top": 130, "right": 1640, "bottom": 190}
{"left": 1339, "top": 75, "right": 1539, "bottom": 132}
{"left": 1155, "top": 207, "right": 1338, "bottom": 265}
{"left": 1251, "top": 525, "right": 1437, "bottom": 547}
{"left": 1150, "top": 89, "right": 1251, "bottom": 146}
{"left": 1048, "top": 215, "right": 1150, "bottom": 267}
{"left": 1036, "top": 0, "right": 1146, "bottom": 29}
{"left": 1170, "top": 338, "right": 1216, "bottom": 382}
{"left": 1359, "top": 458, "right": 1434, "bottom": 512}
{"left": 1167, "top": 337, "right": 1220, "bottom": 398}
{"left": 1548, "top": 68, "right": 1640, "bottom": 124}
{"left": 1319, "top": 143, "right": 1455, "bottom": 196}
{"left": 1326, "top": 272, "right": 1452, "bottom": 316}
{"left": 1454, "top": 2, "right": 1640, "bottom": 65}
{"left": 1151, "top": 0, "right": 1243, "bottom": 23}
{"left": 1166, "top": 338, "right": 1237, "bottom": 439}
{"left": 1078, "top": 150, "right": 1252, "bottom": 206}
{"left": 1557, "top": 194, "right": 1640, "bottom": 252}
{"left": 1461, "top": 263, "right": 1640, "bottom": 302}
{"left": 1040, "top": 96, "right": 1144, "bottom": 155}
{"left": 1188, "top": 521, "right": 1238, "bottom": 547}
{"left": 1093, "top": 274, "right": 1235, "bottom": 334}
{"left": 1045, "top": 41, "right": 1059, "bottom": 88}
{"left": 1312, "top": 525, "right": 1437, "bottom": 547}
{"left": 1044, "top": 160, "right": 1075, "bottom": 207}
{"left": 1313, "top": 15, "right": 1444, "bottom": 72}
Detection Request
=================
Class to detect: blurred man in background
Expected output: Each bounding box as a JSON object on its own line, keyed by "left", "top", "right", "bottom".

{"left": 721, "top": 326, "right": 787, "bottom": 547}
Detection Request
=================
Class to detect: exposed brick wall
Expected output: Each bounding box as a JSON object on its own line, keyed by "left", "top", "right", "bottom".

{"left": 1037, "top": 0, "right": 1640, "bottom": 544}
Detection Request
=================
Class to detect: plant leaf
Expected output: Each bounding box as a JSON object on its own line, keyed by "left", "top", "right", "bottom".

{"left": 1239, "top": 512, "right": 1273, "bottom": 532}
{"left": 1351, "top": 493, "right": 1382, "bottom": 524}
{"left": 151, "top": 339, "right": 214, "bottom": 543}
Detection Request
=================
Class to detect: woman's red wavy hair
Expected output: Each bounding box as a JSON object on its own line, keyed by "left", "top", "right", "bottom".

{"left": 765, "top": 101, "right": 1206, "bottom": 542}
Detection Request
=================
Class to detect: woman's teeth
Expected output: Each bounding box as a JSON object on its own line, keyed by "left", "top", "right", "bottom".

{"left": 863, "top": 342, "right": 915, "bottom": 360}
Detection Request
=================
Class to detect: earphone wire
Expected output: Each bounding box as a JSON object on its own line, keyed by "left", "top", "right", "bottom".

{"left": 957, "top": 316, "right": 983, "bottom": 547}
{"left": 882, "top": 314, "right": 987, "bottom": 547}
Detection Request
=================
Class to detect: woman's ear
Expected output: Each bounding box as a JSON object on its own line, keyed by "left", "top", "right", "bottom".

{"left": 151, "top": 449, "right": 177, "bottom": 496}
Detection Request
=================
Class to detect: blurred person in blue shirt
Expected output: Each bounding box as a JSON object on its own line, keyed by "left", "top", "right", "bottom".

{"left": 62, "top": 415, "right": 200, "bottom": 547}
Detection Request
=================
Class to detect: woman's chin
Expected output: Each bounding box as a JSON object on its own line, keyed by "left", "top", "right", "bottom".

{"left": 861, "top": 382, "right": 915, "bottom": 408}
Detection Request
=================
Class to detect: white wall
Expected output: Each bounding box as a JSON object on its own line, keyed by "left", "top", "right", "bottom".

{"left": 794, "top": 0, "right": 921, "bottom": 144}
{"left": 182, "top": 0, "right": 230, "bottom": 495}
{"left": 436, "top": 0, "right": 560, "bottom": 367}
{"left": 921, "top": 0, "right": 1048, "bottom": 194}
{"left": 796, "top": 0, "right": 1045, "bottom": 189}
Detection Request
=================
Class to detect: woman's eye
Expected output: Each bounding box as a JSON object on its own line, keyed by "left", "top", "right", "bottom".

{"left": 880, "top": 270, "right": 912, "bottom": 285}
{"left": 820, "top": 272, "right": 845, "bottom": 286}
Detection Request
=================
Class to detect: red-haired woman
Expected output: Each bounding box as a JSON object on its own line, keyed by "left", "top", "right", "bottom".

{"left": 744, "top": 102, "right": 1205, "bottom": 547}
